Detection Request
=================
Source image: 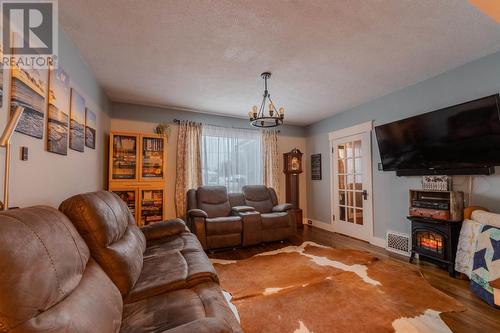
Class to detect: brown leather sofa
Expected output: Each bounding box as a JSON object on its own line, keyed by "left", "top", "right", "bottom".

{"left": 0, "top": 193, "right": 241, "bottom": 332}
{"left": 187, "top": 185, "right": 295, "bottom": 250}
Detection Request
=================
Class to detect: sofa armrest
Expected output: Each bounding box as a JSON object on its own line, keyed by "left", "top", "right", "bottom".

{"left": 273, "top": 203, "right": 293, "bottom": 212}
{"left": 188, "top": 209, "right": 208, "bottom": 218}
{"left": 232, "top": 206, "right": 255, "bottom": 214}
{"left": 191, "top": 217, "right": 208, "bottom": 250}
{"left": 464, "top": 206, "right": 489, "bottom": 220}
{"left": 141, "top": 218, "right": 187, "bottom": 241}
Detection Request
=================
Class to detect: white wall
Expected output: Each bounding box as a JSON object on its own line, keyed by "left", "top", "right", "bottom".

{"left": 111, "top": 104, "right": 307, "bottom": 220}
{"left": 0, "top": 28, "right": 111, "bottom": 209}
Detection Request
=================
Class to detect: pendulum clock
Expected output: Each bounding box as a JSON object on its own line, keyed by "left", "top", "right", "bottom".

{"left": 283, "top": 148, "right": 303, "bottom": 229}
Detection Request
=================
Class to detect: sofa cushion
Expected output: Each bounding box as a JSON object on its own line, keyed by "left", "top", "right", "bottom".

{"left": 242, "top": 185, "right": 274, "bottom": 213}
{"left": 59, "top": 191, "right": 146, "bottom": 298}
{"left": 197, "top": 186, "right": 232, "bottom": 218}
{"left": 121, "top": 282, "right": 242, "bottom": 333}
{"left": 206, "top": 216, "right": 242, "bottom": 236}
{"left": 0, "top": 206, "right": 122, "bottom": 332}
{"left": 261, "top": 212, "right": 290, "bottom": 229}
{"left": 125, "top": 232, "right": 219, "bottom": 304}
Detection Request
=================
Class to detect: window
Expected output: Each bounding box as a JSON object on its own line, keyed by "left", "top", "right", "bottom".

{"left": 202, "top": 125, "right": 262, "bottom": 192}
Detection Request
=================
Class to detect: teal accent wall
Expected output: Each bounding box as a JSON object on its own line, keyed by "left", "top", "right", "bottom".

{"left": 306, "top": 50, "right": 500, "bottom": 239}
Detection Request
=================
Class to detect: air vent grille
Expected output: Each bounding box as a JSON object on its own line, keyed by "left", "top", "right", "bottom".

{"left": 386, "top": 231, "right": 411, "bottom": 256}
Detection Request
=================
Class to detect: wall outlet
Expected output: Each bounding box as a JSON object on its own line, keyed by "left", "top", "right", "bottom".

{"left": 20, "top": 147, "right": 28, "bottom": 161}
{"left": 378, "top": 163, "right": 383, "bottom": 171}
{"left": 307, "top": 219, "right": 313, "bottom": 225}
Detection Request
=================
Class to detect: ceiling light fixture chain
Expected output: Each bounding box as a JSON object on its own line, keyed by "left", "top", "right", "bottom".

{"left": 249, "top": 72, "right": 285, "bottom": 128}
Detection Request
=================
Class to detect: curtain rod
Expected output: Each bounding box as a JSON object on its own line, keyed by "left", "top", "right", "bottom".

{"left": 173, "top": 118, "right": 280, "bottom": 133}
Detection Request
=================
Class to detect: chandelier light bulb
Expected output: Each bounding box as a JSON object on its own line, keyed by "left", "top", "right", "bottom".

{"left": 279, "top": 107, "right": 285, "bottom": 119}
{"left": 249, "top": 72, "right": 284, "bottom": 128}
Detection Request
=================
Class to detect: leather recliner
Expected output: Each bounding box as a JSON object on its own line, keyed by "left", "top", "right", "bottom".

{"left": 58, "top": 191, "right": 242, "bottom": 332}
{"left": 59, "top": 191, "right": 218, "bottom": 303}
{"left": 241, "top": 185, "right": 296, "bottom": 242}
{"left": 0, "top": 205, "right": 242, "bottom": 332}
{"left": 186, "top": 186, "right": 247, "bottom": 250}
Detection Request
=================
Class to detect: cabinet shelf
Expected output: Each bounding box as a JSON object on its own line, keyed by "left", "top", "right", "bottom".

{"left": 109, "top": 131, "right": 167, "bottom": 226}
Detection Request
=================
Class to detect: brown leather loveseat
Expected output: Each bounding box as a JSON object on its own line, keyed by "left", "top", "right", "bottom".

{"left": 187, "top": 185, "right": 295, "bottom": 250}
{"left": 0, "top": 192, "right": 242, "bottom": 332}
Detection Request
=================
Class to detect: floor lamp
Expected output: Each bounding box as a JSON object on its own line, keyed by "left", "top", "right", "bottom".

{"left": 0, "top": 106, "right": 25, "bottom": 211}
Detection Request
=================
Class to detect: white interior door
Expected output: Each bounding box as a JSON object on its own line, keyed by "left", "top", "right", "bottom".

{"left": 330, "top": 129, "right": 373, "bottom": 242}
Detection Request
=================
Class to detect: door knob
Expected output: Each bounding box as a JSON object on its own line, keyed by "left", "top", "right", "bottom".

{"left": 362, "top": 190, "right": 368, "bottom": 200}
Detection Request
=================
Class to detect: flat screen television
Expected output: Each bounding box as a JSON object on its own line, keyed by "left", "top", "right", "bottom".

{"left": 375, "top": 94, "right": 500, "bottom": 176}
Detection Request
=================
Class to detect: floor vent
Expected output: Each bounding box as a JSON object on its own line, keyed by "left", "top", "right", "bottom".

{"left": 386, "top": 231, "right": 411, "bottom": 256}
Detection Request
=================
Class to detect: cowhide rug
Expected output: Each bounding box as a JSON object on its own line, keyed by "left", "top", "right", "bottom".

{"left": 212, "top": 242, "right": 465, "bottom": 333}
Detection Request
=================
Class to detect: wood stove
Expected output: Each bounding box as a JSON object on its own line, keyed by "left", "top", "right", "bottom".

{"left": 407, "top": 216, "right": 462, "bottom": 276}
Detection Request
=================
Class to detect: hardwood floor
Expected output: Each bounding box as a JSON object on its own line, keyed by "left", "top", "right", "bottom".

{"left": 210, "top": 225, "right": 500, "bottom": 333}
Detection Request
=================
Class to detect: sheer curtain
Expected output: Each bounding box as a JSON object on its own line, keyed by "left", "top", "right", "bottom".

{"left": 202, "top": 125, "right": 262, "bottom": 193}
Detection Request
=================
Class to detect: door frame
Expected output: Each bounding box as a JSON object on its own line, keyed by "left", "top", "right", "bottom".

{"left": 328, "top": 121, "right": 374, "bottom": 243}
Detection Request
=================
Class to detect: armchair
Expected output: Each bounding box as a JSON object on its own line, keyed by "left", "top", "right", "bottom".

{"left": 241, "top": 185, "right": 296, "bottom": 242}
{"left": 187, "top": 186, "right": 243, "bottom": 250}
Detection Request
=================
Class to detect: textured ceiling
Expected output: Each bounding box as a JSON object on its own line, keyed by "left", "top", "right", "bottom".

{"left": 59, "top": 0, "right": 500, "bottom": 125}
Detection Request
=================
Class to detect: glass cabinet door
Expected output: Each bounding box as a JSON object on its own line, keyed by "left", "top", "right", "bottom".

{"left": 111, "top": 189, "right": 138, "bottom": 222}
{"left": 141, "top": 136, "right": 165, "bottom": 181}
{"left": 140, "top": 188, "right": 164, "bottom": 226}
{"left": 111, "top": 134, "right": 138, "bottom": 180}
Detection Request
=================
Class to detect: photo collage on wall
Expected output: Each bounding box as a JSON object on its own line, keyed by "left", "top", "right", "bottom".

{"left": 2, "top": 30, "right": 97, "bottom": 154}
{"left": 4, "top": 42, "right": 97, "bottom": 155}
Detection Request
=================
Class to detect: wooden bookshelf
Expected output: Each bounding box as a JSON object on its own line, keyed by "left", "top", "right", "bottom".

{"left": 110, "top": 132, "right": 139, "bottom": 181}
{"left": 109, "top": 131, "right": 166, "bottom": 226}
{"left": 109, "top": 188, "right": 139, "bottom": 222}
{"left": 139, "top": 187, "right": 165, "bottom": 226}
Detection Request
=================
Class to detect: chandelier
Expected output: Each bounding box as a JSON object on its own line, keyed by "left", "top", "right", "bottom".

{"left": 248, "top": 72, "right": 285, "bottom": 128}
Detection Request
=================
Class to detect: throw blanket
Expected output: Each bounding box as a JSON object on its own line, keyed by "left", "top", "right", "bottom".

{"left": 470, "top": 225, "right": 500, "bottom": 308}
{"left": 455, "top": 219, "right": 482, "bottom": 277}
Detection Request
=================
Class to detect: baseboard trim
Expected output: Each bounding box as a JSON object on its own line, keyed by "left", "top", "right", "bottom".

{"left": 305, "top": 218, "right": 387, "bottom": 250}
{"left": 305, "top": 218, "right": 335, "bottom": 232}
{"left": 369, "top": 236, "right": 386, "bottom": 249}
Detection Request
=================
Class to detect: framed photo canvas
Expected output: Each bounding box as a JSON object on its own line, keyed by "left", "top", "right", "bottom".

{"left": 10, "top": 63, "right": 47, "bottom": 139}
{"left": 311, "top": 154, "right": 322, "bottom": 180}
{"left": 85, "top": 108, "right": 96, "bottom": 149}
{"left": 69, "top": 89, "right": 85, "bottom": 152}
{"left": 47, "top": 67, "right": 70, "bottom": 155}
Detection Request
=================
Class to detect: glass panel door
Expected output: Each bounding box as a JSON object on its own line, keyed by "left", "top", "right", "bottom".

{"left": 111, "top": 189, "right": 138, "bottom": 222}
{"left": 141, "top": 136, "right": 164, "bottom": 180}
{"left": 337, "top": 139, "right": 364, "bottom": 225}
{"left": 140, "top": 188, "right": 164, "bottom": 226}
{"left": 112, "top": 134, "right": 138, "bottom": 180}
{"left": 332, "top": 131, "right": 372, "bottom": 241}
